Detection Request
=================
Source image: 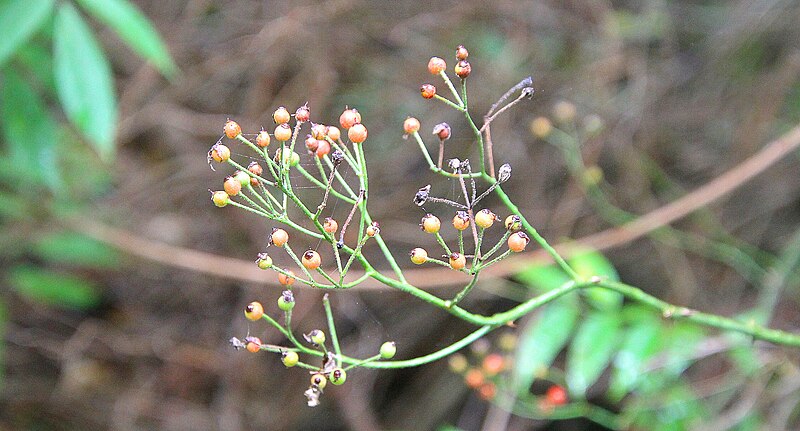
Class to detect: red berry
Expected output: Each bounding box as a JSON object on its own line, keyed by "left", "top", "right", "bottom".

{"left": 224, "top": 119, "right": 242, "bottom": 139}
{"left": 295, "top": 104, "right": 310, "bottom": 123}
{"left": 271, "top": 228, "right": 289, "bottom": 247}
{"left": 433, "top": 122, "right": 451, "bottom": 141}
{"left": 256, "top": 129, "right": 271, "bottom": 147}
{"left": 478, "top": 382, "right": 497, "bottom": 400}
{"left": 464, "top": 368, "right": 484, "bottom": 389}
{"left": 481, "top": 353, "right": 505, "bottom": 376}
{"left": 339, "top": 108, "right": 361, "bottom": 129}
{"left": 248, "top": 161, "right": 263, "bottom": 177}
{"left": 348, "top": 123, "right": 368, "bottom": 143}
{"left": 427, "top": 56, "right": 446, "bottom": 75}
{"left": 546, "top": 385, "right": 568, "bottom": 406}
{"left": 403, "top": 117, "right": 420, "bottom": 134}
{"left": 302, "top": 250, "right": 321, "bottom": 270}
{"left": 315, "top": 140, "right": 331, "bottom": 158}
{"left": 305, "top": 135, "right": 319, "bottom": 152}
{"left": 454, "top": 60, "right": 471, "bottom": 79}
{"left": 273, "top": 106, "right": 291, "bottom": 124}
{"left": 420, "top": 84, "right": 436, "bottom": 99}
{"left": 455, "top": 45, "right": 469, "bottom": 61}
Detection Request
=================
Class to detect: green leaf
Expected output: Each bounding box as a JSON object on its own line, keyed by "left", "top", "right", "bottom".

{"left": 1, "top": 68, "right": 61, "bottom": 190}
{"left": 569, "top": 249, "right": 623, "bottom": 311}
{"left": 15, "top": 39, "right": 56, "bottom": 93}
{"left": 33, "top": 231, "right": 120, "bottom": 268}
{"left": 566, "top": 311, "right": 622, "bottom": 397}
{"left": 608, "top": 313, "right": 664, "bottom": 401}
{"left": 8, "top": 265, "right": 101, "bottom": 310}
{"left": 513, "top": 295, "right": 579, "bottom": 394}
{"left": 75, "top": 0, "right": 177, "bottom": 78}
{"left": 54, "top": 3, "right": 117, "bottom": 162}
{"left": 515, "top": 262, "right": 571, "bottom": 294}
{"left": 0, "top": 0, "right": 54, "bottom": 66}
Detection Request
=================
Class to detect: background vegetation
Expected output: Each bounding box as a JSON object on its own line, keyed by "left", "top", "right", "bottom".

{"left": 1, "top": 0, "right": 800, "bottom": 429}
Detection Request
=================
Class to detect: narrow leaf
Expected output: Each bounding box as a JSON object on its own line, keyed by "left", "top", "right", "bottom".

{"left": 608, "top": 314, "right": 664, "bottom": 401}
{"left": 513, "top": 295, "right": 579, "bottom": 394}
{"left": 0, "top": 0, "right": 54, "bottom": 66}
{"left": 75, "top": 0, "right": 177, "bottom": 78}
{"left": 54, "top": 3, "right": 117, "bottom": 161}
{"left": 1, "top": 68, "right": 60, "bottom": 190}
{"left": 9, "top": 265, "right": 101, "bottom": 310}
{"left": 570, "top": 249, "right": 623, "bottom": 311}
{"left": 33, "top": 231, "right": 120, "bottom": 268}
{"left": 566, "top": 311, "right": 622, "bottom": 397}
{"left": 515, "top": 262, "right": 571, "bottom": 294}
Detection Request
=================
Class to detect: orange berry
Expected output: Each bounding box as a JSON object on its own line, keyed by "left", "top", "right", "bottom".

{"left": 530, "top": 117, "right": 552, "bottom": 138}
{"left": 409, "top": 248, "right": 428, "bottom": 265}
{"left": 420, "top": 214, "right": 441, "bottom": 234}
{"left": 420, "top": 84, "right": 436, "bottom": 99}
{"left": 475, "top": 209, "right": 496, "bottom": 229}
{"left": 452, "top": 211, "right": 470, "bottom": 231}
{"left": 366, "top": 222, "right": 379, "bottom": 237}
{"left": 403, "top": 117, "right": 420, "bottom": 134}
{"left": 478, "top": 382, "right": 497, "bottom": 400}
{"left": 455, "top": 45, "right": 469, "bottom": 61}
{"left": 311, "top": 123, "right": 328, "bottom": 140}
{"left": 315, "top": 140, "right": 331, "bottom": 158}
{"left": 449, "top": 252, "right": 466, "bottom": 270}
{"left": 327, "top": 126, "right": 341, "bottom": 141}
{"left": 482, "top": 353, "right": 505, "bottom": 376}
{"left": 224, "top": 119, "right": 242, "bottom": 139}
{"left": 427, "top": 56, "right": 446, "bottom": 75}
{"left": 245, "top": 301, "right": 264, "bottom": 321}
{"left": 302, "top": 250, "right": 321, "bottom": 270}
{"left": 546, "top": 385, "right": 568, "bottom": 406}
{"left": 464, "top": 368, "right": 485, "bottom": 389}
{"left": 278, "top": 270, "right": 295, "bottom": 286}
{"left": 348, "top": 123, "right": 368, "bottom": 143}
{"left": 339, "top": 108, "right": 361, "bottom": 129}
{"left": 271, "top": 228, "right": 289, "bottom": 247}
{"left": 209, "top": 143, "right": 230, "bottom": 163}
{"left": 256, "top": 129, "right": 271, "bottom": 147}
{"left": 305, "top": 134, "right": 319, "bottom": 152}
{"left": 274, "top": 123, "right": 292, "bottom": 141}
{"left": 508, "top": 232, "right": 530, "bottom": 252}
{"left": 248, "top": 161, "right": 263, "bottom": 178}
{"left": 224, "top": 176, "right": 241, "bottom": 196}
{"left": 323, "top": 217, "right": 338, "bottom": 234}
{"left": 454, "top": 60, "right": 471, "bottom": 79}
{"left": 273, "top": 106, "right": 291, "bottom": 124}
{"left": 245, "top": 336, "right": 261, "bottom": 353}
{"left": 295, "top": 104, "right": 310, "bottom": 123}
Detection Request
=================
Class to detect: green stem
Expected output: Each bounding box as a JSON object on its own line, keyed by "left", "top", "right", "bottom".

{"left": 322, "top": 294, "right": 342, "bottom": 366}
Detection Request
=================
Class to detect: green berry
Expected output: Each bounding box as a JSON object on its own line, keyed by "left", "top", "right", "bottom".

{"left": 278, "top": 290, "right": 295, "bottom": 311}
{"left": 380, "top": 341, "right": 397, "bottom": 359}
{"left": 310, "top": 373, "right": 327, "bottom": 389}
{"left": 329, "top": 368, "right": 347, "bottom": 385}
{"left": 282, "top": 350, "right": 299, "bottom": 367}
{"left": 234, "top": 170, "right": 251, "bottom": 186}
{"left": 309, "top": 329, "right": 325, "bottom": 345}
{"left": 256, "top": 253, "right": 272, "bottom": 269}
{"left": 212, "top": 191, "right": 229, "bottom": 207}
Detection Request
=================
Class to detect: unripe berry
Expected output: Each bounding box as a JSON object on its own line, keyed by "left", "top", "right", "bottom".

{"left": 508, "top": 232, "right": 530, "bottom": 252}
{"left": 309, "top": 329, "right": 326, "bottom": 345}
{"left": 464, "top": 368, "right": 485, "bottom": 389}
{"left": 420, "top": 84, "right": 436, "bottom": 99}
{"left": 311, "top": 123, "right": 328, "bottom": 140}
{"left": 478, "top": 382, "right": 497, "bottom": 400}
{"left": 339, "top": 108, "right": 361, "bottom": 129}
{"left": 323, "top": 217, "right": 338, "bottom": 234}
{"left": 244, "top": 301, "right": 264, "bottom": 321}
{"left": 448, "top": 353, "right": 468, "bottom": 373}
{"left": 348, "top": 123, "right": 368, "bottom": 143}
{"left": 274, "top": 123, "right": 292, "bottom": 141}
{"left": 420, "top": 214, "right": 441, "bottom": 234}
{"left": 427, "top": 56, "right": 446, "bottom": 75}
{"left": 256, "top": 253, "right": 272, "bottom": 269}
{"left": 455, "top": 44, "right": 469, "bottom": 61}
{"left": 295, "top": 104, "right": 310, "bottom": 123}
{"left": 302, "top": 250, "right": 321, "bottom": 270}
{"left": 475, "top": 209, "right": 496, "bottom": 229}
{"left": 212, "top": 191, "right": 229, "bottom": 207}
{"left": 454, "top": 60, "right": 471, "bottom": 79}
{"left": 546, "top": 385, "right": 568, "bottom": 406}
{"left": 482, "top": 353, "right": 505, "bottom": 376}
{"left": 409, "top": 248, "right": 428, "bottom": 265}
{"left": 245, "top": 336, "right": 261, "bottom": 353}
{"left": 256, "top": 129, "right": 271, "bottom": 147}
{"left": 278, "top": 290, "right": 295, "bottom": 311}
{"left": 310, "top": 373, "right": 327, "bottom": 389}
{"left": 234, "top": 170, "right": 251, "bottom": 187}
{"left": 530, "top": 117, "right": 552, "bottom": 138}
{"left": 209, "top": 143, "right": 230, "bottom": 163}
{"left": 498, "top": 332, "right": 517, "bottom": 352}
{"left": 248, "top": 161, "right": 263, "bottom": 177}
{"left": 224, "top": 119, "right": 242, "bottom": 139}
{"left": 305, "top": 134, "right": 319, "bottom": 152}
{"left": 275, "top": 147, "right": 300, "bottom": 166}
{"left": 504, "top": 215, "right": 521, "bottom": 232}
{"left": 433, "top": 122, "right": 451, "bottom": 141}
{"left": 553, "top": 100, "right": 577, "bottom": 123}
{"left": 273, "top": 106, "right": 291, "bottom": 124}
{"left": 453, "top": 211, "right": 470, "bottom": 231}
{"left": 403, "top": 117, "right": 421, "bottom": 134}
{"left": 315, "top": 140, "right": 331, "bottom": 158}
{"left": 281, "top": 350, "right": 299, "bottom": 367}
{"left": 329, "top": 368, "right": 347, "bottom": 385}
{"left": 449, "top": 252, "right": 466, "bottom": 270}
{"left": 271, "top": 228, "right": 289, "bottom": 247}
{"left": 327, "top": 126, "right": 341, "bottom": 141}
{"left": 278, "top": 270, "right": 295, "bottom": 286}
{"left": 379, "top": 341, "right": 396, "bottom": 359}
{"left": 366, "top": 222, "right": 379, "bottom": 237}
